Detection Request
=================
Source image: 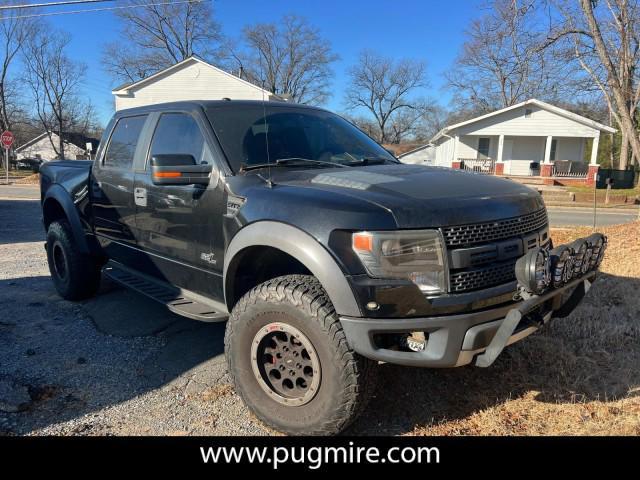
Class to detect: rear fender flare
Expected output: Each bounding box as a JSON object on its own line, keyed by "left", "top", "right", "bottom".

{"left": 43, "top": 184, "right": 90, "bottom": 254}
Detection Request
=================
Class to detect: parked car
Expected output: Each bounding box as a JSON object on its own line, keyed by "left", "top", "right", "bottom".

{"left": 38, "top": 100, "right": 606, "bottom": 435}
{"left": 16, "top": 157, "right": 44, "bottom": 173}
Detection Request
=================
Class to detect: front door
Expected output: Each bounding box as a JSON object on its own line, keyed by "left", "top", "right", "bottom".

{"left": 133, "top": 111, "right": 225, "bottom": 299}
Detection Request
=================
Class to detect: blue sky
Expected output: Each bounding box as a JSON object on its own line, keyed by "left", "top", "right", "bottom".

{"left": 45, "top": 0, "right": 482, "bottom": 125}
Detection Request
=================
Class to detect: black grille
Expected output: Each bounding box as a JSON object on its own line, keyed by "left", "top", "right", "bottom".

{"left": 449, "top": 259, "right": 517, "bottom": 293}
{"left": 442, "top": 208, "right": 548, "bottom": 247}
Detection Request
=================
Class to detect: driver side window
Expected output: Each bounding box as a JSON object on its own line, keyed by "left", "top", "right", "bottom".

{"left": 149, "top": 113, "right": 211, "bottom": 165}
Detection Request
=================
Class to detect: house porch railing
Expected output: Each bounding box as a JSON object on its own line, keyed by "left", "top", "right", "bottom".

{"left": 552, "top": 160, "right": 589, "bottom": 178}
{"left": 459, "top": 158, "right": 495, "bottom": 174}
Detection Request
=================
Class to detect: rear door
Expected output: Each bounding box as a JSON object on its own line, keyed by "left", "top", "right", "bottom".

{"left": 91, "top": 114, "right": 148, "bottom": 259}
{"left": 132, "top": 110, "right": 226, "bottom": 299}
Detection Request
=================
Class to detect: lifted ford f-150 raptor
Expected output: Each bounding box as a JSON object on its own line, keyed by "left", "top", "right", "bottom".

{"left": 39, "top": 100, "right": 606, "bottom": 435}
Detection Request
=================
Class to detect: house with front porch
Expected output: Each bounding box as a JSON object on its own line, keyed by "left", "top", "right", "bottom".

{"left": 429, "top": 99, "right": 616, "bottom": 185}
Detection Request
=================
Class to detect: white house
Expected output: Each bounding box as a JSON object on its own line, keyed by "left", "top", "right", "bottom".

{"left": 15, "top": 132, "right": 99, "bottom": 161}
{"left": 429, "top": 99, "right": 616, "bottom": 183}
{"left": 112, "top": 56, "right": 281, "bottom": 111}
{"left": 398, "top": 144, "right": 436, "bottom": 165}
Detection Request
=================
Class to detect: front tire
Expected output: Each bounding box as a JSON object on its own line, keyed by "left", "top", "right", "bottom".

{"left": 225, "top": 274, "right": 377, "bottom": 435}
{"left": 46, "top": 220, "right": 101, "bottom": 300}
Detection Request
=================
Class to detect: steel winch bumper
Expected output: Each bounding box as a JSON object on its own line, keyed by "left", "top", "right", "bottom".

{"left": 339, "top": 272, "right": 596, "bottom": 369}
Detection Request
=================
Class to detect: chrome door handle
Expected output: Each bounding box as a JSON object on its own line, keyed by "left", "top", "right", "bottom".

{"left": 134, "top": 187, "right": 147, "bottom": 207}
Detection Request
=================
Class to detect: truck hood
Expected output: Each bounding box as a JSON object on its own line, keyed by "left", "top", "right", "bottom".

{"left": 269, "top": 164, "right": 545, "bottom": 228}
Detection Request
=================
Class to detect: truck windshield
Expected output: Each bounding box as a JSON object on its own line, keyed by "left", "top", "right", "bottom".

{"left": 206, "top": 104, "right": 397, "bottom": 173}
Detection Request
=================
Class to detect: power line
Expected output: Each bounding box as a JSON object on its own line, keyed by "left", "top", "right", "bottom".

{"left": 0, "top": 1, "right": 115, "bottom": 11}
{"left": 0, "top": 0, "right": 206, "bottom": 20}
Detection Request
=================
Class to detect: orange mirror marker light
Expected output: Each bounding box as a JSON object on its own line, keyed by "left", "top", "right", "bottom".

{"left": 155, "top": 171, "right": 182, "bottom": 178}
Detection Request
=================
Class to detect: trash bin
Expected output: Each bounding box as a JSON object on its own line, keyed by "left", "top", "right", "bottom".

{"left": 529, "top": 161, "right": 540, "bottom": 176}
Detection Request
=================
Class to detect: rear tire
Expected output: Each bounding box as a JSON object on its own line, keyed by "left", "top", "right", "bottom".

{"left": 225, "top": 274, "right": 377, "bottom": 435}
{"left": 46, "top": 220, "right": 101, "bottom": 300}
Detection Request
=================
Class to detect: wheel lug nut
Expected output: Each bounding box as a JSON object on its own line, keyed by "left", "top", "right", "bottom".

{"left": 279, "top": 365, "right": 285, "bottom": 371}
{"left": 289, "top": 370, "right": 295, "bottom": 376}
{"left": 296, "top": 363, "right": 302, "bottom": 369}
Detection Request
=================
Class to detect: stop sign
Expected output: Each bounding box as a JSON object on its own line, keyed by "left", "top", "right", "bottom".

{"left": 1, "top": 131, "right": 14, "bottom": 149}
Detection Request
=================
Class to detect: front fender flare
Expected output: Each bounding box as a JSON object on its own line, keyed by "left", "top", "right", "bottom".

{"left": 43, "top": 184, "right": 90, "bottom": 254}
{"left": 224, "top": 221, "right": 362, "bottom": 317}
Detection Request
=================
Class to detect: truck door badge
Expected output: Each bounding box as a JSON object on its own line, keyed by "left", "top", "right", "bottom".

{"left": 200, "top": 252, "right": 217, "bottom": 265}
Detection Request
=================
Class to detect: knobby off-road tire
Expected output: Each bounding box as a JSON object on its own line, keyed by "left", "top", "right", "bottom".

{"left": 225, "top": 274, "right": 378, "bottom": 435}
{"left": 46, "top": 220, "right": 101, "bottom": 301}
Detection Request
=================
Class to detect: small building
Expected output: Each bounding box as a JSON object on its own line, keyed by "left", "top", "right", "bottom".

{"left": 398, "top": 144, "right": 435, "bottom": 165}
{"left": 429, "top": 99, "right": 616, "bottom": 185}
{"left": 15, "top": 132, "right": 99, "bottom": 161}
{"left": 112, "top": 56, "right": 281, "bottom": 111}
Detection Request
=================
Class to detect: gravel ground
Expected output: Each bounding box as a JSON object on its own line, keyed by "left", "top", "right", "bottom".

{"left": 0, "top": 199, "right": 270, "bottom": 435}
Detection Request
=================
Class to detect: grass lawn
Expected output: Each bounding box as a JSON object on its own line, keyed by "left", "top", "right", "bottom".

{"left": 568, "top": 185, "right": 639, "bottom": 196}
{"left": 0, "top": 169, "right": 37, "bottom": 178}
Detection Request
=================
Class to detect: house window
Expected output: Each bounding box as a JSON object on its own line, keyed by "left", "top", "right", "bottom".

{"left": 550, "top": 139, "right": 558, "bottom": 161}
{"left": 477, "top": 137, "right": 491, "bottom": 159}
{"left": 525, "top": 108, "right": 532, "bottom": 118}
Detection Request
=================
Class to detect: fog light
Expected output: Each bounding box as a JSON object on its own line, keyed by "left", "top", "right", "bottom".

{"left": 549, "top": 245, "right": 573, "bottom": 288}
{"left": 515, "top": 247, "right": 551, "bottom": 294}
{"left": 366, "top": 301, "right": 380, "bottom": 311}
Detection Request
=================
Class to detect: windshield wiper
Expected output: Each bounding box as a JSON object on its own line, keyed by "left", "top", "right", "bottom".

{"left": 240, "top": 157, "right": 347, "bottom": 172}
{"left": 346, "top": 156, "right": 397, "bottom": 166}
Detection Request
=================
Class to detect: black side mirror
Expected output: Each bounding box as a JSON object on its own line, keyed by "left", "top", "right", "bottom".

{"left": 150, "top": 154, "right": 212, "bottom": 186}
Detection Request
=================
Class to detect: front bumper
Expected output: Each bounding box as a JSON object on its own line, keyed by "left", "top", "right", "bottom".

{"left": 339, "top": 272, "right": 596, "bottom": 368}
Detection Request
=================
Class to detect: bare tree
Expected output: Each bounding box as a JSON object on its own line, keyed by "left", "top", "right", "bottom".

{"left": 447, "top": 0, "right": 570, "bottom": 112}
{"left": 0, "top": 2, "right": 38, "bottom": 132}
{"left": 547, "top": 0, "right": 640, "bottom": 169}
{"left": 344, "top": 50, "right": 431, "bottom": 143}
{"left": 24, "top": 31, "right": 92, "bottom": 159}
{"left": 233, "top": 15, "right": 337, "bottom": 105}
{"left": 102, "top": 0, "right": 224, "bottom": 83}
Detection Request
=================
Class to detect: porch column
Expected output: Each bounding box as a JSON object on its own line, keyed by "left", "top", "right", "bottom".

{"left": 451, "top": 135, "right": 461, "bottom": 169}
{"left": 587, "top": 132, "right": 600, "bottom": 186}
{"left": 541, "top": 135, "right": 553, "bottom": 177}
{"left": 495, "top": 134, "right": 505, "bottom": 175}
{"left": 590, "top": 133, "right": 600, "bottom": 165}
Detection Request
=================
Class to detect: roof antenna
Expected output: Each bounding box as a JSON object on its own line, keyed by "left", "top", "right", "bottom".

{"left": 260, "top": 72, "right": 273, "bottom": 188}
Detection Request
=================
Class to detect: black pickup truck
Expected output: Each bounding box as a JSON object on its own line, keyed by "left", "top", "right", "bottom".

{"left": 39, "top": 100, "right": 606, "bottom": 435}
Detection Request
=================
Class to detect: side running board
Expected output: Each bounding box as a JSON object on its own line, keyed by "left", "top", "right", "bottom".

{"left": 103, "top": 261, "right": 229, "bottom": 322}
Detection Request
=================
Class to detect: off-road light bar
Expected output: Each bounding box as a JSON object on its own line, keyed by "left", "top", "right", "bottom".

{"left": 516, "top": 234, "right": 606, "bottom": 295}
{"left": 515, "top": 247, "right": 551, "bottom": 295}
{"left": 549, "top": 245, "right": 574, "bottom": 288}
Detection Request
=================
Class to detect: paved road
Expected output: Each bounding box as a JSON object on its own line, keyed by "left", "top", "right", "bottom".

{"left": 0, "top": 184, "right": 39, "bottom": 199}
{"left": 547, "top": 207, "right": 638, "bottom": 227}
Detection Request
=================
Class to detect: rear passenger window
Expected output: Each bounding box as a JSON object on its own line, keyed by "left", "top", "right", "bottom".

{"left": 149, "top": 113, "right": 208, "bottom": 164}
{"left": 104, "top": 115, "right": 147, "bottom": 169}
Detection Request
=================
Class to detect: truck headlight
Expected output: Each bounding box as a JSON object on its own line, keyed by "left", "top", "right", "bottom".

{"left": 352, "top": 230, "right": 448, "bottom": 294}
